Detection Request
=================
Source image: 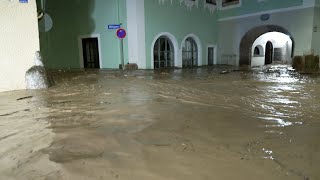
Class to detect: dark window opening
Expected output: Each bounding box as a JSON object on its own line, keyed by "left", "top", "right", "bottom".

{"left": 206, "top": 0, "right": 217, "bottom": 5}
{"left": 222, "top": 0, "right": 239, "bottom": 7}
{"left": 254, "top": 47, "right": 260, "bottom": 55}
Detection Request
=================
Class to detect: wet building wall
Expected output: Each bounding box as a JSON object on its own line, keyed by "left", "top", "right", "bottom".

{"left": 0, "top": 0, "right": 39, "bottom": 92}
{"left": 144, "top": 0, "right": 218, "bottom": 69}
{"left": 37, "top": 0, "right": 128, "bottom": 69}
{"left": 217, "top": 2, "right": 315, "bottom": 66}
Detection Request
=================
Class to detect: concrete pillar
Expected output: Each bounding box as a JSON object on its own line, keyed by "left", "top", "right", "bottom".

{"left": 0, "top": 0, "right": 40, "bottom": 92}
{"left": 126, "top": 0, "right": 146, "bottom": 69}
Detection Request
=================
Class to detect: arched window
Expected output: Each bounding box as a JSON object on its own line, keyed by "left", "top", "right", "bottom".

{"left": 182, "top": 37, "right": 198, "bottom": 67}
{"left": 254, "top": 47, "right": 260, "bottom": 55}
{"left": 253, "top": 45, "right": 264, "bottom": 56}
{"left": 153, "top": 36, "right": 174, "bottom": 69}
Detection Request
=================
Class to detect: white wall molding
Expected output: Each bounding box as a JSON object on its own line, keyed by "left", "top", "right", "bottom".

{"left": 219, "top": 3, "right": 315, "bottom": 22}
{"left": 78, "top": 34, "right": 102, "bottom": 69}
{"left": 204, "top": 1, "right": 217, "bottom": 14}
{"left": 127, "top": 0, "right": 147, "bottom": 69}
{"left": 151, "top": 32, "right": 179, "bottom": 69}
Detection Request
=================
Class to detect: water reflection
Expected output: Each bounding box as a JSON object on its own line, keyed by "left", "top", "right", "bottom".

{"left": 247, "top": 65, "right": 311, "bottom": 128}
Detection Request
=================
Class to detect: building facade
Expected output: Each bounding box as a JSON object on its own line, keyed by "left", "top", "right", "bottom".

{"left": 37, "top": 0, "right": 320, "bottom": 69}
{"left": 0, "top": 0, "right": 319, "bottom": 91}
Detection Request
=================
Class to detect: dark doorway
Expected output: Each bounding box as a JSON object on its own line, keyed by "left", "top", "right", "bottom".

{"left": 208, "top": 47, "right": 214, "bottom": 66}
{"left": 265, "top": 41, "right": 273, "bottom": 65}
{"left": 82, "top": 38, "right": 100, "bottom": 68}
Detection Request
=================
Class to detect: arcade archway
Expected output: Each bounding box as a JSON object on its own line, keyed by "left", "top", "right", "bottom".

{"left": 239, "top": 25, "right": 294, "bottom": 66}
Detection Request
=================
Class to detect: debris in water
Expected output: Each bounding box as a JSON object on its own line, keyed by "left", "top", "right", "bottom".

{"left": 0, "top": 111, "right": 19, "bottom": 117}
{"left": 17, "top": 96, "right": 33, "bottom": 101}
{"left": 0, "top": 109, "right": 30, "bottom": 117}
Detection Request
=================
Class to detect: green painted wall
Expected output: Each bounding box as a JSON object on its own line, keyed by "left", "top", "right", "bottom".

{"left": 218, "top": 0, "right": 303, "bottom": 19}
{"left": 38, "top": 0, "right": 128, "bottom": 69}
{"left": 144, "top": 1, "right": 218, "bottom": 68}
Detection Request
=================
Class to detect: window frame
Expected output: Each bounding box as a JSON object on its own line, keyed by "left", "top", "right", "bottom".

{"left": 220, "top": 0, "right": 241, "bottom": 10}
{"left": 182, "top": 37, "right": 198, "bottom": 67}
{"left": 205, "top": 0, "right": 217, "bottom": 6}
{"left": 153, "top": 36, "right": 175, "bottom": 69}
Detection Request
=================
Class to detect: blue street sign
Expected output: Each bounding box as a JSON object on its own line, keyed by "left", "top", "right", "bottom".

{"left": 19, "top": 0, "right": 28, "bottom": 3}
{"left": 108, "top": 24, "right": 121, "bottom": 30}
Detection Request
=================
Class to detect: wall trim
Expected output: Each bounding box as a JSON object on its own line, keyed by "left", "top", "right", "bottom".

{"left": 151, "top": 32, "right": 179, "bottom": 69}
{"left": 78, "top": 34, "right": 102, "bottom": 69}
{"left": 218, "top": 4, "right": 315, "bottom": 22}
{"left": 181, "top": 34, "right": 202, "bottom": 66}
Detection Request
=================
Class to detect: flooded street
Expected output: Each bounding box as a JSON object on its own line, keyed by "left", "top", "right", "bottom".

{"left": 0, "top": 65, "right": 319, "bottom": 180}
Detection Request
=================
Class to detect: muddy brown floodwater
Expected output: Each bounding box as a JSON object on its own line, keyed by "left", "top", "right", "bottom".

{"left": 0, "top": 65, "right": 319, "bottom": 180}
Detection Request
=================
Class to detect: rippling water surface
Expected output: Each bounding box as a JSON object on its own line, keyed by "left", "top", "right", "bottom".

{"left": 0, "top": 65, "right": 319, "bottom": 180}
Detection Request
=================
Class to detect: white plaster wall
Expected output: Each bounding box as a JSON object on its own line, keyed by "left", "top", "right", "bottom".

{"left": 217, "top": 7, "right": 314, "bottom": 65}
{"left": 126, "top": 0, "right": 147, "bottom": 69}
{"left": 251, "top": 57, "right": 265, "bottom": 66}
{"left": 0, "top": 0, "right": 39, "bottom": 92}
{"left": 252, "top": 32, "right": 291, "bottom": 50}
{"left": 251, "top": 32, "right": 292, "bottom": 66}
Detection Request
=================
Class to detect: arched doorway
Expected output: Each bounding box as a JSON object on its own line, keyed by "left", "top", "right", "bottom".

{"left": 182, "top": 37, "right": 198, "bottom": 68}
{"left": 153, "top": 36, "right": 174, "bottom": 69}
{"left": 239, "top": 25, "right": 294, "bottom": 65}
{"left": 265, "top": 41, "right": 273, "bottom": 65}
